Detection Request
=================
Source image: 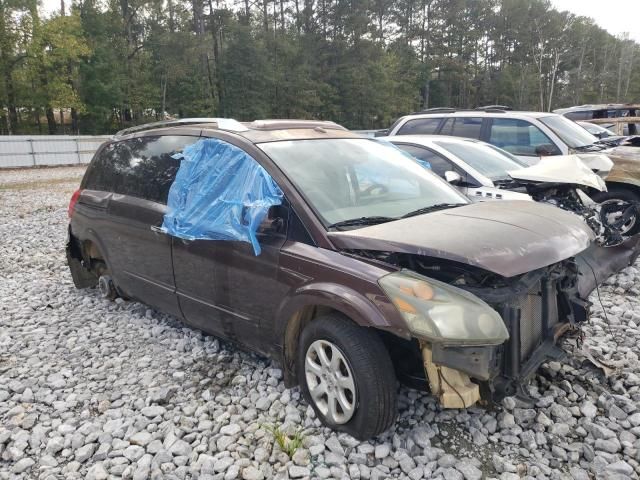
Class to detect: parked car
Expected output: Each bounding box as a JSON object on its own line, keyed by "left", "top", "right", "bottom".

{"left": 555, "top": 103, "right": 640, "bottom": 137}
{"left": 382, "top": 109, "right": 640, "bottom": 225}
{"left": 68, "top": 118, "right": 598, "bottom": 439}
{"left": 382, "top": 135, "right": 638, "bottom": 241}
{"left": 381, "top": 108, "right": 612, "bottom": 169}
{"left": 577, "top": 121, "right": 621, "bottom": 140}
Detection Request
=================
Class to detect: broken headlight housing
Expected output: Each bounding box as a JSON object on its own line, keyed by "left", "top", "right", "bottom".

{"left": 379, "top": 270, "right": 509, "bottom": 345}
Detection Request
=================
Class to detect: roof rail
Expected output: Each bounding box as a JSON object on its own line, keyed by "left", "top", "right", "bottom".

{"left": 114, "top": 118, "right": 247, "bottom": 137}
{"left": 418, "top": 107, "right": 456, "bottom": 114}
{"left": 475, "top": 105, "right": 512, "bottom": 112}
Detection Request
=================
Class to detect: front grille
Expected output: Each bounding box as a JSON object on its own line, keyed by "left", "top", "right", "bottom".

{"left": 514, "top": 280, "right": 559, "bottom": 363}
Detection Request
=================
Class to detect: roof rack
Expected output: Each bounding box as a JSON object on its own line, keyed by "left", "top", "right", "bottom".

{"left": 409, "top": 106, "right": 512, "bottom": 115}
{"left": 418, "top": 107, "right": 456, "bottom": 114}
{"left": 475, "top": 105, "right": 512, "bottom": 112}
{"left": 114, "top": 118, "right": 247, "bottom": 137}
{"left": 244, "top": 119, "right": 347, "bottom": 131}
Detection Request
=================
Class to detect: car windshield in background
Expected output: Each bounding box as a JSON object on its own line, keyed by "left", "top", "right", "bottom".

{"left": 260, "top": 138, "right": 469, "bottom": 228}
{"left": 578, "top": 122, "right": 614, "bottom": 136}
{"left": 539, "top": 115, "right": 598, "bottom": 148}
{"left": 433, "top": 140, "right": 526, "bottom": 180}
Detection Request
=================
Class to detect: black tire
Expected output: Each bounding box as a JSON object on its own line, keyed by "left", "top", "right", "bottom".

{"left": 593, "top": 188, "right": 640, "bottom": 236}
{"left": 297, "top": 313, "right": 397, "bottom": 440}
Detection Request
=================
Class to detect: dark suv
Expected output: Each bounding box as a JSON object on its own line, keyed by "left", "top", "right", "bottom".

{"left": 68, "top": 118, "right": 596, "bottom": 439}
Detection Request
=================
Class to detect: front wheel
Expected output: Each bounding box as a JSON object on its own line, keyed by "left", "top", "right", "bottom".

{"left": 297, "top": 314, "right": 397, "bottom": 440}
{"left": 593, "top": 189, "right": 640, "bottom": 236}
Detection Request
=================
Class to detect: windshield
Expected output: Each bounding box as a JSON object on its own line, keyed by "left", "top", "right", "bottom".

{"left": 259, "top": 138, "right": 469, "bottom": 227}
{"left": 433, "top": 140, "right": 527, "bottom": 180}
{"left": 578, "top": 122, "right": 615, "bottom": 136}
{"left": 539, "top": 115, "right": 598, "bottom": 148}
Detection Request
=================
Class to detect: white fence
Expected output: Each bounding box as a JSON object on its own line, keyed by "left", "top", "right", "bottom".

{"left": 0, "top": 135, "right": 111, "bottom": 169}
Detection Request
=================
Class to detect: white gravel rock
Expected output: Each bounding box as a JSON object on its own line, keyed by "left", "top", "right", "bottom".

{"left": 3, "top": 166, "right": 640, "bottom": 479}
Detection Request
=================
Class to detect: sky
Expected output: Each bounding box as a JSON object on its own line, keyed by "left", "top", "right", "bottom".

{"left": 40, "top": 0, "right": 640, "bottom": 43}
{"left": 550, "top": 0, "right": 640, "bottom": 42}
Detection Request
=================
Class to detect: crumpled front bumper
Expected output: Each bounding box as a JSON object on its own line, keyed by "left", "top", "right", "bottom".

{"left": 575, "top": 234, "right": 640, "bottom": 298}
{"left": 422, "top": 262, "right": 591, "bottom": 406}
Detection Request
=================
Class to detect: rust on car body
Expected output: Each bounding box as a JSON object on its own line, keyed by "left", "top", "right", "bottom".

{"left": 606, "top": 146, "right": 640, "bottom": 189}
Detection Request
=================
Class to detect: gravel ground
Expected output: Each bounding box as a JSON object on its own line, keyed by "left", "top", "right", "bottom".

{"left": 2, "top": 166, "right": 640, "bottom": 480}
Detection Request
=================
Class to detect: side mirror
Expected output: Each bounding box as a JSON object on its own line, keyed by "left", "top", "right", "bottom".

{"left": 374, "top": 129, "right": 389, "bottom": 137}
{"left": 535, "top": 144, "right": 556, "bottom": 156}
{"left": 444, "top": 171, "right": 462, "bottom": 185}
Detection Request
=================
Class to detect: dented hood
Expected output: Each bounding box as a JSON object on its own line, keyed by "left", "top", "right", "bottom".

{"left": 507, "top": 155, "right": 606, "bottom": 191}
{"left": 329, "top": 201, "right": 594, "bottom": 278}
{"left": 574, "top": 152, "right": 614, "bottom": 175}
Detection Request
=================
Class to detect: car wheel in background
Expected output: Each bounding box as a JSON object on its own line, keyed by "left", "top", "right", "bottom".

{"left": 594, "top": 189, "right": 640, "bottom": 236}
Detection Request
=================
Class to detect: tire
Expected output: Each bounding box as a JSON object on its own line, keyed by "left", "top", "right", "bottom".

{"left": 593, "top": 188, "right": 640, "bottom": 236}
{"left": 297, "top": 313, "right": 397, "bottom": 440}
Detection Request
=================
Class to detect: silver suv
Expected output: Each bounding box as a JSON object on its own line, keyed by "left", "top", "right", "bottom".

{"left": 383, "top": 108, "right": 613, "bottom": 171}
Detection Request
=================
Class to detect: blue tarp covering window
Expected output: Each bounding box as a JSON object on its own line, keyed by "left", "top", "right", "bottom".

{"left": 162, "top": 138, "right": 283, "bottom": 255}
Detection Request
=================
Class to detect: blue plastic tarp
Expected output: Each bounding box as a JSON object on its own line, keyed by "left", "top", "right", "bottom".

{"left": 162, "top": 138, "right": 283, "bottom": 255}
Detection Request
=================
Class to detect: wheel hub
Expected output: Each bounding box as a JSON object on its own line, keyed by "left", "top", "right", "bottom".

{"left": 304, "top": 339, "right": 356, "bottom": 424}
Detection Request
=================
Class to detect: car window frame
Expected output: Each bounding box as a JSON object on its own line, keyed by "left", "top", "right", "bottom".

{"left": 199, "top": 129, "right": 334, "bottom": 250}
{"left": 83, "top": 134, "right": 202, "bottom": 205}
{"left": 484, "top": 117, "right": 563, "bottom": 157}
{"left": 396, "top": 117, "right": 445, "bottom": 136}
{"left": 391, "top": 141, "right": 484, "bottom": 188}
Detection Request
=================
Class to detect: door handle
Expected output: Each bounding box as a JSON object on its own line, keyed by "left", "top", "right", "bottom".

{"left": 150, "top": 225, "right": 165, "bottom": 234}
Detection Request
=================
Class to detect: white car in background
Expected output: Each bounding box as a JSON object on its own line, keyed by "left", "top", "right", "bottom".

{"left": 383, "top": 135, "right": 636, "bottom": 244}
{"left": 381, "top": 108, "right": 613, "bottom": 174}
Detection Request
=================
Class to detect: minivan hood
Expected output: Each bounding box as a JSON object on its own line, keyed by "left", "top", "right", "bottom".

{"left": 329, "top": 201, "right": 594, "bottom": 278}
{"left": 507, "top": 155, "right": 606, "bottom": 191}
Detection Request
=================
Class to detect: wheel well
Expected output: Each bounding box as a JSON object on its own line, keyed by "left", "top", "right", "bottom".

{"left": 605, "top": 181, "right": 640, "bottom": 198}
{"left": 84, "top": 240, "right": 103, "bottom": 261}
{"left": 283, "top": 305, "right": 337, "bottom": 385}
{"left": 281, "top": 305, "right": 413, "bottom": 388}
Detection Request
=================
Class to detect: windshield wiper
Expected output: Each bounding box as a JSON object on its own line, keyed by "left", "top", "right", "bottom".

{"left": 401, "top": 203, "right": 465, "bottom": 218}
{"left": 327, "top": 216, "right": 396, "bottom": 231}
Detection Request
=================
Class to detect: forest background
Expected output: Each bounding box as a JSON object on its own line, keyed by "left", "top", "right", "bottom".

{"left": 1, "top": 0, "right": 638, "bottom": 134}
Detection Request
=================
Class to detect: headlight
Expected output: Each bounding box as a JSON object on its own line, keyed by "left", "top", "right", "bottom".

{"left": 379, "top": 270, "right": 509, "bottom": 345}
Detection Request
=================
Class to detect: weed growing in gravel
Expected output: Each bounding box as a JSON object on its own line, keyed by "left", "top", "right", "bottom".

{"left": 262, "top": 424, "right": 305, "bottom": 456}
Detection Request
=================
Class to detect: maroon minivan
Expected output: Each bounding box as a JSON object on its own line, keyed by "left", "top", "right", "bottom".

{"left": 67, "top": 119, "right": 595, "bottom": 439}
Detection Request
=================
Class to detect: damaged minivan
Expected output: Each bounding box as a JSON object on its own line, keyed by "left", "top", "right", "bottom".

{"left": 69, "top": 119, "right": 599, "bottom": 439}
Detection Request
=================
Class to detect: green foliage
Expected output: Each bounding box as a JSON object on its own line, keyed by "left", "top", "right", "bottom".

{"left": 0, "top": 0, "right": 638, "bottom": 134}
{"left": 262, "top": 424, "right": 305, "bottom": 457}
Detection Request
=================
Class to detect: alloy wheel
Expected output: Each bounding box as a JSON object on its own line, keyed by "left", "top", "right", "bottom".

{"left": 304, "top": 339, "right": 357, "bottom": 424}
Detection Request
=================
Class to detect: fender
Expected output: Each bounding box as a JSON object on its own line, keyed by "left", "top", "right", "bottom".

{"left": 277, "top": 282, "right": 394, "bottom": 329}
{"left": 606, "top": 149, "right": 640, "bottom": 189}
{"left": 272, "top": 281, "right": 408, "bottom": 386}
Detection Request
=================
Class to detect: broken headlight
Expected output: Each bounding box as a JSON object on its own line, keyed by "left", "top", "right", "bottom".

{"left": 379, "top": 270, "right": 509, "bottom": 345}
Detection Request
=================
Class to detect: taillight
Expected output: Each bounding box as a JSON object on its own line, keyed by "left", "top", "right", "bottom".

{"left": 68, "top": 189, "right": 82, "bottom": 218}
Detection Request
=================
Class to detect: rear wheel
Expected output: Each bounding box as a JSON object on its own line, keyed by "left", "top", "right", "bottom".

{"left": 593, "top": 189, "right": 640, "bottom": 236}
{"left": 98, "top": 274, "right": 118, "bottom": 300}
{"left": 297, "top": 314, "right": 397, "bottom": 440}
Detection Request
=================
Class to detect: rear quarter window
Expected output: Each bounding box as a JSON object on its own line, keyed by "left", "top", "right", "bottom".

{"left": 82, "top": 135, "right": 198, "bottom": 204}
{"left": 396, "top": 118, "right": 442, "bottom": 135}
{"left": 440, "top": 117, "right": 483, "bottom": 139}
